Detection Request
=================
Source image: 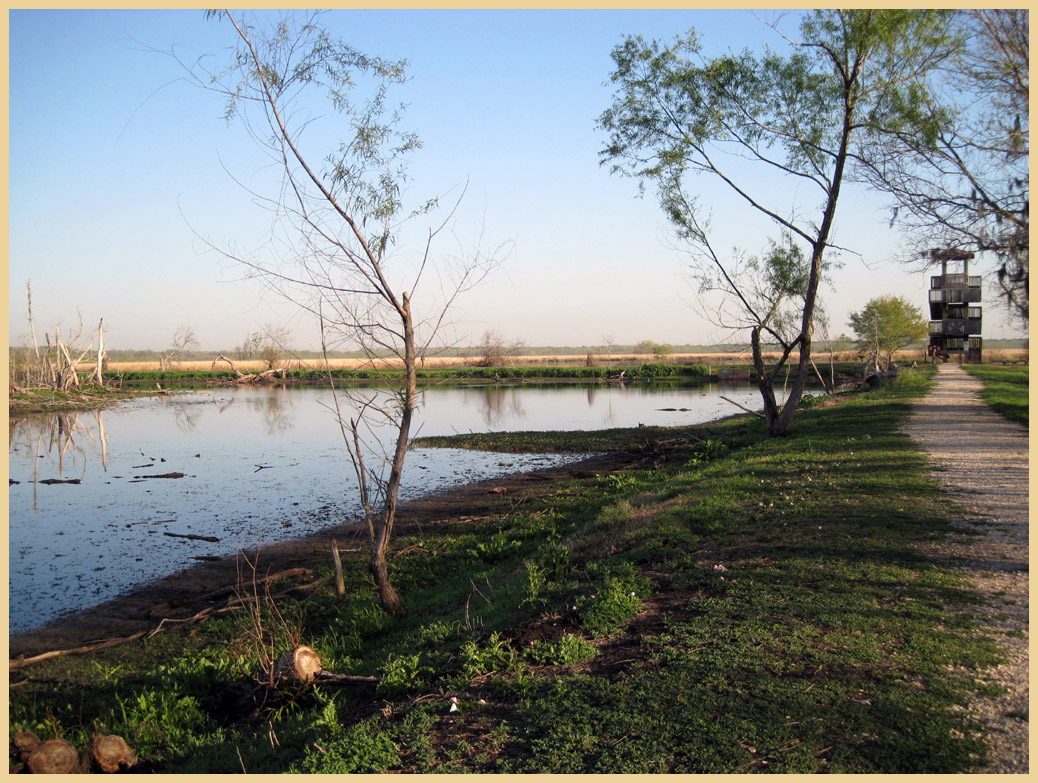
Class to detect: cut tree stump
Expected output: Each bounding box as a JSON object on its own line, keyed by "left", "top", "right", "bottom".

{"left": 12, "top": 730, "right": 41, "bottom": 768}
{"left": 271, "top": 645, "right": 322, "bottom": 685}
{"left": 86, "top": 734, "right": 136, "bottom": 773}
{"left": 27, "top": 738, "right": 80, "bottom": 774}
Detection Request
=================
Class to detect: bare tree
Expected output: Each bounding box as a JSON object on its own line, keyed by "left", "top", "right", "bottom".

{"left": 180, "top": 11, "right": 497, "bottom": 614}
{"left": 475, "top": 330, "right": 524, "bottom": 368}
{"left": 160, "top": 325, "right": 199, "bottom": 371}
{"left": 16, "top": 280, "right": 96, "bottom": 392}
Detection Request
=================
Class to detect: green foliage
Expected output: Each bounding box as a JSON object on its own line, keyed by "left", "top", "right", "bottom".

{"left": 528, "top": 634, "right": 598, "bottom": 666}
{"left": 574, "top": 576, "right": 645, "bottom": 637}
{"left": 848, "top": 295, "right": 929, "bottom": 366}
{"left": 8, "top": 367, "right": 1009, "bottom": 774}
{"left": 294, "top": 699, "right": 400, "bottom": 774}
{"left": 459, "top": 632, "right": 525, "bottom": 679}
{"left": 377, "top": 652, "right": 431, "bottom": 696}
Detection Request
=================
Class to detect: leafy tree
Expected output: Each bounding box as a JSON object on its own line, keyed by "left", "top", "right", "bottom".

{"left": 182, "top": 11, "right": 497, "bottom": 615}
{"left": 856, "top": 10, "right": 1028, "bottom": 323}
{"left": 599, "top": 10, "right": 959, "bottom": 436}
{"left": 848, "top": 295, "right": 929, "bottom": 369}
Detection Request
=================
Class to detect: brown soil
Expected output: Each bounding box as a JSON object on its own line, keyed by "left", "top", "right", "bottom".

{"left": 9, "top": 450, "right": 638, "bottom": 662}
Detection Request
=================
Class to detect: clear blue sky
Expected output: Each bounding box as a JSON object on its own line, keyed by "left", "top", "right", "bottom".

{"left": 8, "top": 9, "right": 1025, "bottom": 352}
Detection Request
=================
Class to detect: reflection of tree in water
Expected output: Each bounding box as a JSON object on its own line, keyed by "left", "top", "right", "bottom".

{"left": 171, "top": 404, "right": 203, "bottom": 435}
{"left": 210, "top": 389, "right": 297, "bottom": 436}
{"left": 9, "top": 411, "right": 110, "bottom": 511}
{"left": 253, "top": 388, "right": 296, "bottom": 436}
{"left": 477, "top": 387, "right": 526, "bottom": 428}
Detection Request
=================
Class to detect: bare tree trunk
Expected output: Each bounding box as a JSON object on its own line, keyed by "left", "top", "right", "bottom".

{"left": 368, "top": 293, "right": 415, "bottom": 617}
{"left": 750, "top": 327, "right": 782, "bottom": 435}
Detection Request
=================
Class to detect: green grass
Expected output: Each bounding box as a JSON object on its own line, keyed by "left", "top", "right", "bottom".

{"left": 9, "top": 368, "right": 1005, "bottom": 773}
{"left": 961, "top": 364, "right": 1028, "bottom": 426}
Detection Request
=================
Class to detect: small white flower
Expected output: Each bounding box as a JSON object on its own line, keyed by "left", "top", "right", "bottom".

{"left": 449, "top": 703, "right": 458, "bottom": 713}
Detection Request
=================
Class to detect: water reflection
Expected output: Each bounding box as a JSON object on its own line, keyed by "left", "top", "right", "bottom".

{"left": 9, "top": 381, "right": 779, "bottom": 634}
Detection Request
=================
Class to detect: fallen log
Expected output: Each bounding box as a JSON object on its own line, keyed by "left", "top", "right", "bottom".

{"left": 136, "top": 472, "right": 186, "bottom": 479}
{"left": 163, "top": 532, "right": 220, "bottom": 543}
{"left": 10, "top": 574, "right": 330, "bottom": 671}
{"left": 37, "top": 478, "right": 81, "bottom": 485}
{"left": 719, "top": 395, "right": 765, "bottom": 419}
{"left": 314, "top": 671, "right": 380, "bottom": 686}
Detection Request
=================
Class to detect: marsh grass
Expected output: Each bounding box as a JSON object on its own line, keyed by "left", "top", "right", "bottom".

{"left": 9, "top": 367, "right": 1004, "bottom": 772}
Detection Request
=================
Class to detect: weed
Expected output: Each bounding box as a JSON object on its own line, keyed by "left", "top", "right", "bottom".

{"left": 377, "top": 653, "right": 431, "bottom": 696}
{"left": 574, "top": 576, "right": 644, "bottom": 638}
{"left": 528, "top": 634, "right": 597, "bottom": 666}
{"left": 459, "top": 632, "right": 525, "bottom": 679}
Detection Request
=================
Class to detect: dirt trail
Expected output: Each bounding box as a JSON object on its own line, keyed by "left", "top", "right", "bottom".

{"left": 900, "top": 363, "right": 1028, "bottom": 774}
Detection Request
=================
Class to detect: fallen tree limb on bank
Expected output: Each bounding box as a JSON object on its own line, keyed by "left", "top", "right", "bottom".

{"left": 9, "top": 572, "right": 330, "bottom": 672}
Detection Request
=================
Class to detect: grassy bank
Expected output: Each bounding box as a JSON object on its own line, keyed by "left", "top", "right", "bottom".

{"left": 961, "top": 365, "right": 1029, "bottom": 426}
{"left": 104, "top": 362, "right": 713, "bottom": 387}
{"left": 9, "top": 367, "right": 1004, "bottom": 773}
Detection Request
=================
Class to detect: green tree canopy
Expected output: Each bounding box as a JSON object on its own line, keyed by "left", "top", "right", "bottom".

{"left": 848, "top": 295, "right": 929, "bottom": 367}
{"left": 599, "top": 9, "right": 959, "bottom": 436}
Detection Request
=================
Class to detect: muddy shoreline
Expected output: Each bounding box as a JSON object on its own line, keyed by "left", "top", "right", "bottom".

{"left": 9, "top": 450, "right": 634, "bottom": 661}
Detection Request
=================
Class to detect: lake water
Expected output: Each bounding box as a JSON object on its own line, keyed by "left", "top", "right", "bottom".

{"left": 9, "top": 381, "right": 773, "bottom": 633}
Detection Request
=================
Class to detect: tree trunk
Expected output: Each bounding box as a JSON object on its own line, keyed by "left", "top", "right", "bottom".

{"left": 368, "top": 292, "right": 416, "bottom": 617}
{"left": 750, "top": 327, "right": 782, "bottom": 433}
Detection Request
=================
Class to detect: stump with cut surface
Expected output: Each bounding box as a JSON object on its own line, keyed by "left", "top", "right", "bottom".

{"left": 11, "top": 730, "right": 41, "bottom": 772}
{"left": 26, "top": 738, "right": 80, "bottom": 774}
{"left": 271, "top": 645, "right": 322, "bottom": 685}
{"left": 86, "top": 734, "right": 136, "bottom": 773}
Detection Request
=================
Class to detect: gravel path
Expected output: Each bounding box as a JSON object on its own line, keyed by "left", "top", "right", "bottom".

{"left": 901, "top": 363, "right": 1029, "bottom": 774}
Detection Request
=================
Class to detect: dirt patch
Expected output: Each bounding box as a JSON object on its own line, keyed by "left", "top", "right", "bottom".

{"left": 8, "top": 450, "right": 638, "bottom": 662}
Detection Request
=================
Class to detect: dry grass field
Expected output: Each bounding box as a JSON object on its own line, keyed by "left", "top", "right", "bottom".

{"left": 94, "top": 347, "right": 1027, "bottom": 374}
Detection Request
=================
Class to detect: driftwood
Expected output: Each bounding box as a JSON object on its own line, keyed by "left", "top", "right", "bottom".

{"left": 215, "top": 354, "right": 288, "bottom": 384}
{"left": 719, "top": 395, "right": 766, "bottom": 419}
{"left": 163, "top": 531, "right": 220, "bottom": 543}
{"left": 136, "top": 472, "right": 186, "bottom": 479}
{"left": 37, "top": 478, "right": 81, "bottom": 485}
{"left": 26, "top": 738, "right": 80, "bottom": 774}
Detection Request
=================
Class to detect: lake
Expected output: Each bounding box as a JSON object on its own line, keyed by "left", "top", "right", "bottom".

{"left": 9, "top": 381, "right": 775, "bottom": 633}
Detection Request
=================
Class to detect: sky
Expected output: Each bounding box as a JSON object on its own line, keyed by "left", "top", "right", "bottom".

{"left": 8, "top": 8, "right": 1027, "bottom": 353}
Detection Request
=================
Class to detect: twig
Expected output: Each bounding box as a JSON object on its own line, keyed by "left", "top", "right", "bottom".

{"left": 163, "top": 532, "right": 220, "bottom": 543}
{"left": 719, "top": 395, "right": 765, "bottom": 419}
